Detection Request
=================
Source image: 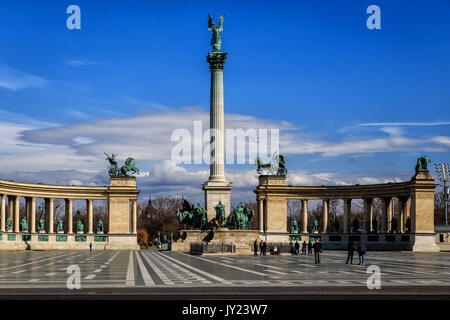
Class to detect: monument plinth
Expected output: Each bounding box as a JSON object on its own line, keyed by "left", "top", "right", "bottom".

{"left": 203, "top": 15, "right": 232, "bottom": 222}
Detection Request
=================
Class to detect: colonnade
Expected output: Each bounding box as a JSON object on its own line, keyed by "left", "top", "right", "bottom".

{"left": 0, "top": 195, "right": 138, "bottom": 234}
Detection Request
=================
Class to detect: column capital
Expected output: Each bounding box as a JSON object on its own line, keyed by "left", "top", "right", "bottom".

{"left": 206, "top": 51, "right": 228, "bottom": 71}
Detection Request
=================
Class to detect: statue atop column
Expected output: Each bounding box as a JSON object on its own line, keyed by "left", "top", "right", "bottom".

{"left": 415, "top": 155, "right": 431, "bottom": 174}
{"left": 105, "top": 153, "right": 139, "bottom": 177}
{"left": 208, "top": 14, "right": 225, "bottom": 52}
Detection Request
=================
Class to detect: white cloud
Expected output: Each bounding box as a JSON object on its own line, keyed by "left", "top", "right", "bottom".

{"left": 64, "top": 59, "right": 110, "bottom": 67}
{"left": 0, "top": 64, "right": 45, "bottom": 91}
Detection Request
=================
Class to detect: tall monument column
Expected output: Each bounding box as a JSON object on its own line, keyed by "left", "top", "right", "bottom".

{"left": 203, "top": 14, "right": 232, "bottom": 222}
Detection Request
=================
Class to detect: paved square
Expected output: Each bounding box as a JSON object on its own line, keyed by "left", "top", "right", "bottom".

{"left": 0, "top": 250, "right": 449, "bottom": 294}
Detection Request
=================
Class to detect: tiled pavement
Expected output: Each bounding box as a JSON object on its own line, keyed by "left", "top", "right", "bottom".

{"left": 0, "top": 250, "right": 449, "bottom": 289}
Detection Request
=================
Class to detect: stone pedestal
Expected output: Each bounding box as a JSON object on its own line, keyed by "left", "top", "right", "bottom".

{"left": 410, "top": 171, "right": 439, "bottom": 252}
{"left": 203, "top": 182, "right": 232, "bottom": 222}
{"left": 108, "top": 176, "right": 138, "bottom": 234}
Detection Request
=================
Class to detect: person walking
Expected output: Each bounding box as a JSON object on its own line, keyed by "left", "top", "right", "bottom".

{"left": 357, "top": 242, "right": 366, "bottom": 265}
{"left": 89, "top": 242, "right": 93, "bottom": 252}
{"left": 253, "top": 239, "right": 259, "bottom": 256}
{"left": 289, "top": 241, "right": 294, "bottom": 255}
{"left": 259, "top": 240, "right": 264, "bottom": 255}
{"left": 295, "top": 241, "right": 300, "bottom": 256}
{"left": 313, "top": 240, "right": 322, "bottom": 264}
{"left": 302, "top": 241, "right": 307, "bottom": 255}
{"left": 262, "top": 241, "right": 267, "bottom": 256}
{"left": 307, "top": 240, "right": 313, "bottom": 255}
{"left": 346, "top": 241, "right": 355, "bottom": 264}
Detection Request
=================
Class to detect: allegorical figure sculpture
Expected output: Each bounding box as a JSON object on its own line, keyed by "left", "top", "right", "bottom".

{"left": 415, "top": 155, "right": 431, "bottom": 174}
{"left": 332, "top": 217, "right": 340, "bottom": 233}
{"left": 38, "top": 218, "right": 45, "bottom": 233}
{"left": 405, "top": 216, "right": 411, "bottom": 233}
{"left": 214, "top": 200, "right": 226, "bottom": 227}
{"left": 20, "top": 218, "right": 28, "bottom": 232}
{"left": 311, "top": 219, "right": 319, "bottom": 233}
{"left": 57, "top": 219, "right": 64, "bottom": 233}
{"left": 105, "top": 153, "right": 139, "bottom": 177}
{"left": 77, "top": 219, "right": 84, "bottom": 233}
{"left": 5, "top": 216, "right": 12, "bottom": 232}
{"left": 97, "top": 219, "right": 104, "bottom": 234}
{"left": 372, "top": 218, "right": 379, "bottom": 233}
{"left": 391, "top": 217, "right": 398, "bottom": 233}
{"left": 290, "top": 219, "right": 299, "bottom": 234}
{"left": 351, "top": 217, "right": 360, "bottom": 233}
{"left": 208, "top": 14, "right": 225, "bottom": 52}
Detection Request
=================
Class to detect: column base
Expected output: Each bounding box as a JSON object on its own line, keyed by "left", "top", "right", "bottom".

{"left": 203, "top": 181, "right": 232, "bottom": 222}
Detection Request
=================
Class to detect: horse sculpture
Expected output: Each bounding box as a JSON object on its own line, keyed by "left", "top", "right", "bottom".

{"left": 255, "top": 152, "right": 287, "bottom": 175}
{"left": 105, "top": 153, "right": 139, "bottom": 177}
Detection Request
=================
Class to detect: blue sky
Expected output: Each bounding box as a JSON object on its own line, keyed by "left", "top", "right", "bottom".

{"left": 0, "top": 0, "right": 449, "bottom": 203}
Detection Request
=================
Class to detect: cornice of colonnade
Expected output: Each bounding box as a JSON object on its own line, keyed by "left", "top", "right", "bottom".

{"left": 253, "top": 177, "right": 434, "bottom": 200}
{"left": 0, "top": 178, "right": 109, "bottom": 200}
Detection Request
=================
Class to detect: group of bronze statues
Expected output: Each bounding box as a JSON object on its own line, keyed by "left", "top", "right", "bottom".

{"left": 176, "top": 199, "right": 254, "bottom": 231}
{"left": 289, "top": 215, "right": 412, "bottom": 234}
{"left": 7, "top": 216, "right": 104, "bottom": 233}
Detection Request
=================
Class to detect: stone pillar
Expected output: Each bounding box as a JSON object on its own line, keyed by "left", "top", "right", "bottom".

{"left": 301, "top": 199, "right": 308, "bottom": 233}
{"left": 30, "top": 197, "right": 36, "bottom": 233}
{"left": 87, "top": 199, "right": 93, "bottom": 234}
{"left": 203, "top": 50, "right": 232, "bottom": 222}
{"left": 132, "top": 200, "right": 137, "bottom": 234}
{"left": 47, "top": 198, "right": 54, "bottom": 233}
{"left": 8, "top": 196, "right": 14, "bottom": 223}
{"left": 401, "top": 197, "right": 409, "bottom": 233}
{"left": 343, "top": 199, "right": 351, "bottom": 233}
{"left": 65, "top": 199, "right": 73, "bottom": 234}
{"left": 0, "top": 194, "right": 5, "bottom": 232}
{"left": 258, "top": 198, "right": 264, "bottom": 232}
{"left": 381, "top": 197, "right": 392, "bottom": 233}
{"left": 363, "top": 198, "right": 373, "bottom": 233}
{"left": 322, "top": 199, "right": 328, "bottom": 233}
{"left": 14, "top": 196, "right": 20, "bottom": 232}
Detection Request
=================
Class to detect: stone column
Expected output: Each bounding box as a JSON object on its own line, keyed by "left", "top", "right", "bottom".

{"left": 401, "top": 197, "right": 409, "bottom": 233}
{"left": 322, "top": 199, "right": 328, "bottom": 233}
{"left": 343, "top": 199, "right": 351, "bottom": 233}
{"left": 8, "top": 196, "right": 14, "bottom": 223}
{"left": 47, "top": 198, "right": 54, "bottom": 233}
{"left": 14, "top": 196, "right": 20, "bottom": 232}
{"left": 363, "top": 198, "right": 373, "bottom": 232}
{"left": 30, "top": 197, "right": 36, "bottom": 233}
{"left": 203, "top": 50, "right": 232, "bottom": 222}
{"left": 258, "top": 198, "right": 264, "bottom": 232}
{"left": 87, "top": 199, "right": 93, "bottom": 234}
{"left": 132, "top": 199, "right": 137, "bottom": 234}
{"left": 65, "top": 199, "right": 73, "bottom": 234}
{"left": 381, "top": 197, "right": 392, "bottom": 233}
{"left": 301, "top": 199, "right": 308, "bottom": 233}
{"left": 0, "top": 194, "right": 5, "bottom": 232}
